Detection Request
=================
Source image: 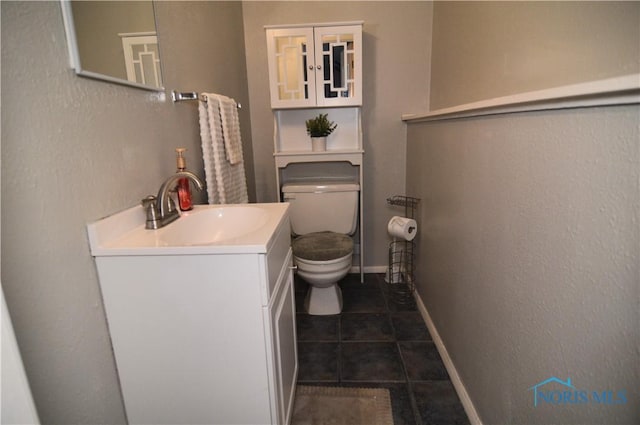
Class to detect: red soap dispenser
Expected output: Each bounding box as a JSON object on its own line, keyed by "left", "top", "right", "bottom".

{"left": 175, "top": 148, "right": 193, "bottom": 211}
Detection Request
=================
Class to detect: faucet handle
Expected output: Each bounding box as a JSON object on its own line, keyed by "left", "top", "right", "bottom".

{"left": 141, "top": 195, "right": 158, "bottom": 227}
{"left": 141, "top": 195, "right": 157, "bottom": 209}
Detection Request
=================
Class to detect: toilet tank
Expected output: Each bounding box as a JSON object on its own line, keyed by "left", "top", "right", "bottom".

{"left": 282, "top": 179, "right": 360, "bottom": 235}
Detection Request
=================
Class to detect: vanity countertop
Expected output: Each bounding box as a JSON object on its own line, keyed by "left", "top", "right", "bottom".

{"left": 87, "top": 203, "right": 290, "bottom": 256}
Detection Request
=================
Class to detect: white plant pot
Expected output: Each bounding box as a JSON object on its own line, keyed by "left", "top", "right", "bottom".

{"left": 311, "top": 137, "right": 327, "bottom": 152}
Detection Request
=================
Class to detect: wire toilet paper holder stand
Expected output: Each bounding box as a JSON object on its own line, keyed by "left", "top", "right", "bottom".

{"left": 386, "top": 196, "right": 420, "bottom": 306}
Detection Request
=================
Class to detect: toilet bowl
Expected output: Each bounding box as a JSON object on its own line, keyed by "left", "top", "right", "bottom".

{"left": 295, "top": 253, "right": 352, "bottom": 315}
{"left": 295, "top": 253, "right": 353, "bottom": 286}
{"left": 292, "top": 231, "right": 354, "bottom": 315}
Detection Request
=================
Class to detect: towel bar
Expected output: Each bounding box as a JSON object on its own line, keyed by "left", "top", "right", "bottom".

{"left": 171, "top": 90, "right": 241, "bottom": 108}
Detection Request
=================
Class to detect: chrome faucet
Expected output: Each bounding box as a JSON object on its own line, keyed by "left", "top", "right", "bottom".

{"left": 142, "top": 171, "right": 205, "bottom": 229}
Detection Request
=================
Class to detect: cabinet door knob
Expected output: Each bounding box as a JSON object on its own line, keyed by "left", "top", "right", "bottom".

{"left": 308, "top": 65, "right": 314, "bottom": 70}
{"left": 316, "top": 65, "right": 322, "bottom": 70}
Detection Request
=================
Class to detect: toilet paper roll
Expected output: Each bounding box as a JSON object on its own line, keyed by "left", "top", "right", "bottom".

{"left": 387, "top": 216, "right": 418, "bottom": 241}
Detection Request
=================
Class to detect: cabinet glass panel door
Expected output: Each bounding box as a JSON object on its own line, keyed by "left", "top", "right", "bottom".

{"left": 267, "top": 28, "right": 316, "bottom": 108}
{"left": 314, "top": 26, "right": 362, "bottom": 107}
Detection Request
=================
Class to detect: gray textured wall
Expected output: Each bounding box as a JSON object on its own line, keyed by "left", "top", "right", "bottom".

{"left": 430, "top": 1, "right": 640, "bottom": 109}
{"left": 1, "top": 2, "right": 251, "bottom": 423}
{"left": 406, "top": 1, "right": 639, "bottom": 423}
{"left": 407, "top": 107, "right": 639, "bottom": 423}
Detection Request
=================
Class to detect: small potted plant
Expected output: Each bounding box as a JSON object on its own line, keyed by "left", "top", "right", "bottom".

{"left": 305, "top": 113, "right": 337, "bottom": 152}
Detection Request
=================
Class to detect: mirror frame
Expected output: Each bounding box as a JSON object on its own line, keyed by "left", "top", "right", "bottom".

{"left": 60, "top": 0, "right": 165, "bottom": 92}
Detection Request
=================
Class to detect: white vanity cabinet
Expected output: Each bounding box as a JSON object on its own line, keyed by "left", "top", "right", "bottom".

{"left": 90, "top": 206, "right": 297, "bottom": 425}
{"left": 266, "top": 22, "right": 362, "bottom": 109}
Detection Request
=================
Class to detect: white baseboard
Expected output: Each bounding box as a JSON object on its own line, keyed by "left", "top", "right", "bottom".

{"left": 413, "top": 291, "right": 483, "bottom": 425}
{"left": 349, "top": 265, "right": 388, "bottom": 274}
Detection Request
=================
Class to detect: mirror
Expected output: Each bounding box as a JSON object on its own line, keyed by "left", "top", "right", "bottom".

{"left": 61, "top": 0, "right": 164, "bottom": 91}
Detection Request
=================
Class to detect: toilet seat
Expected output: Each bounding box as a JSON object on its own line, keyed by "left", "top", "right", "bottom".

{"left": 292, "top": 231, "right": 353, "bottom": 261}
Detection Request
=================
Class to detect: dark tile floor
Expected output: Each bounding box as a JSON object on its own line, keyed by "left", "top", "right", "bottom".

{"left": 295, "top": 273, "right": 470, "bottom": 425}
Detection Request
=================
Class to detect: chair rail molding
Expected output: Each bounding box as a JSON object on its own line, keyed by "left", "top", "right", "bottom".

{"left": 402, "top": 73, "right": 640, "bottom": 123}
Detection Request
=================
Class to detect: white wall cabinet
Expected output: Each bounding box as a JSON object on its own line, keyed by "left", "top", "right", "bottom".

{"left": 266, "top": 22, "right": 362, "bottom": 109}
{"left": 93, "top": 215, "right": 297, "bottom": 425}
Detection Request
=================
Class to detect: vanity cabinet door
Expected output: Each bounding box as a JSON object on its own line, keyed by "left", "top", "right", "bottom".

{"left": 268, "top": 250, "right": 297, "bottom": 425}
{"left": 266, "top": 24, "right": 362, "bottom": 109}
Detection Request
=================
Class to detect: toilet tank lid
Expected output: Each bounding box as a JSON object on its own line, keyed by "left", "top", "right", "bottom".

{"left": 282, "top": 179, "right": 360, "bottom": 193}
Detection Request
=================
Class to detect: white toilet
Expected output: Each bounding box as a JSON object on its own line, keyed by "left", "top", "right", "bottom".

{"left": 282, "top": 179, "right": 360, "bottom": 315}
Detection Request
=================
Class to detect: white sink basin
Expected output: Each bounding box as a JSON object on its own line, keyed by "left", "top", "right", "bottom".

{"left": 87, "top": 203, "right": 290, "bottom": 256}
{"left": 161, "top": 207, "right": 269, "bottom": 246}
